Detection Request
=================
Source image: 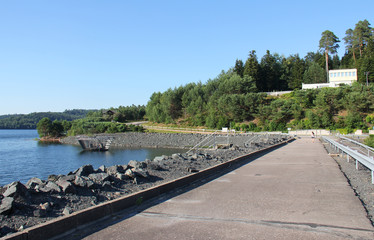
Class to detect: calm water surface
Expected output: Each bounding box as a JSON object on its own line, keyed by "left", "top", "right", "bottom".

{"left": 0, "top": 130, "right": 185, "bottom": 186}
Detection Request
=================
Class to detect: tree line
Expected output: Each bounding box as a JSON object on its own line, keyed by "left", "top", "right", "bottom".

{"left": 146, "top": 71, "right": 374, "bottom": 131}
{"left": 0, "top": 110, "right": 91, "bottom": 129}
{"left": 145, "top": 19, "right": 374, "bottom": 131}
{"left": 232, "top": 19, "right": 374, "bottom": 91}
{"left": 36, "top": 105, "right": 146, "bottom": 137}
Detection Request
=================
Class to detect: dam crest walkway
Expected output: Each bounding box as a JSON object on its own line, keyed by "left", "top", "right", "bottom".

{"left": 69, "top": 138, "right": 374, "bottom": 240}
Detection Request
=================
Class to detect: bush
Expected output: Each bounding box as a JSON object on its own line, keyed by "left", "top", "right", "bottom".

{"left": 366, "top": 114, "right": 374, "bottom": 124}
{"left": 345, "top": 112, "right": 365, "bottom": 129}
{"left": 248, "top": 122, "right": 257, "bottom": 131}
{"left": 364, "top": 135, "right": 374, "bottom": 148}
{"left": 336, "top": 128, "right": 354, "bottom": 135}
{"left": 240, "top": 123, "right": 249, "bottom": 132}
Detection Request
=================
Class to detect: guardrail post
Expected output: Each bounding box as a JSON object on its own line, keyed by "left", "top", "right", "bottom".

{"left": 356, "top": 159, "right": 359, "bottom": 170}
{"left": 347, "top": 154, "right": 350, "bottom": 162}
{"left": 372, "top": 171, "right": 374, "bottom": 184}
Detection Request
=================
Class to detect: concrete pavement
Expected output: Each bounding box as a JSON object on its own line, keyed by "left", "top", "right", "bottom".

{"left": 73, "top": 138, "right": 374, "bottom": 239}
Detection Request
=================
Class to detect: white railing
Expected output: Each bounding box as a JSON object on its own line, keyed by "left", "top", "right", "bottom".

{"left": 186, "top": 131, "right": 231, "bottom": 153}
{"left": 339, "top": 136, "right": 374, "bottom": 158}
{"left": 323, "top": 136, "right": 374, "bottom": 184}
{"left": 143, "top": 125, "right": 217, "bottom": 133}
{"left": 187, "top": 132, "right": 290, "bottom": 153}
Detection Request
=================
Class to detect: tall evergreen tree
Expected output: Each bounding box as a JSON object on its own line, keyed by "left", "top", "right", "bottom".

{"left": 283, "top": 54, "right": 306, "bottom": 90}
{"left": 259, "top": 50, "right": 284, "bottom": 91}
{"left": 243, "top": 50, "right": 260, "bottom": 90}
{"left": 353, "top": 19, "right": 372, "bottom": 57}
{"left": 303, "top": 62, "right": 326, "bottom": 84}
{"left": 331, "top": 55, "right": 341, "bottom": 69}
{"left": 319, "top": 30, "right": 340, "bottom": 82}
{"left": 343, "top": 28, "right": 357, "bottom": 64}
{"left": 234, "top": 59, "right": 244, "bottom": 77}
{"left": 358, "top": 40, "right": 374, "bottom": 84}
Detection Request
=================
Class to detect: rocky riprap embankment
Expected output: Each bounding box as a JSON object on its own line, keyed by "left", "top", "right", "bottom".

{"left": 61, "top": 132, "right": 208, "bottom": 148}
{"left": 61, "top": 132, "right": 284, "bottom": 149}
{"left": 0, "top": 133, "right": 289, "bottom": 238}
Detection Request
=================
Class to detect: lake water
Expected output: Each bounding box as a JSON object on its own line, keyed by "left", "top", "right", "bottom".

{"left": 0, "top": 130, "right": 185, "bottom": 186}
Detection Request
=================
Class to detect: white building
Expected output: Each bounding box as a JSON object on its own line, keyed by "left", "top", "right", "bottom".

{"left": 302, "top": 69, "right": 357, "bottom": 89}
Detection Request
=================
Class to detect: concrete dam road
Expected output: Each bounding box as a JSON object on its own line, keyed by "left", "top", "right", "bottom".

{"left": 77, "top": 138, "right": 374, "bottom": 240}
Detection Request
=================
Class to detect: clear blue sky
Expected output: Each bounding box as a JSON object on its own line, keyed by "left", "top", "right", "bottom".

{"left": 0, "top": 0, "right": 373, "bottom": 115}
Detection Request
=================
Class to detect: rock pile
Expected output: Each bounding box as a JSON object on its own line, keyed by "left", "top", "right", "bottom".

{"left": 0, "top": 161, "right": 151, "bottom": 216}
{"left": 0, "top": 134, "right": 290, "bottom": 237}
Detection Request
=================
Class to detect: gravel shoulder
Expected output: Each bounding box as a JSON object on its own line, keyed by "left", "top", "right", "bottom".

{"left": 322, "top": 139, "right": 374, "bottom": 226}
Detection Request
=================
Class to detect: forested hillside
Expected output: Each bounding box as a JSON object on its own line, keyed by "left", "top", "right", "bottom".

{"left": 0, "top": 110, "right": 92, "bottom": 129}
{"left": 146, "top": 19, "right": 374, "bottom": 132}
{"left": 36, "top": 105, "right": 146, "bottom": 137}
{"left": 146, "top": 73, "right": 374, "bottom": 131}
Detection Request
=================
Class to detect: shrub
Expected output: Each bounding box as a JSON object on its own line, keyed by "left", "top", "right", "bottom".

{"left": 364, "top": 135, "right": 374, "bottom": 148}
{"left": 336, "top": 128, "right": 354, "bottom": 135}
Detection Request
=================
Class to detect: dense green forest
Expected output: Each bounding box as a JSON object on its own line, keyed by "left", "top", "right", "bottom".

{"left": 37, "top": 105, "right": 146, "bottom": 137}
{"left": 0, "top": 109, "right": 92, "bottom": 129}
{"left": 146, "top": 20, "right": 374, "bottom": 132}
{"left": 67, "top": 105, "right": 146, "bottom": 136}
{"left": 147, "top": 77, "right": 374, "bottom": 132}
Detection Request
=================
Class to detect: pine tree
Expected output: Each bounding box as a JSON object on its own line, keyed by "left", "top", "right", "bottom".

{"left": 319, "top": 30, "right": 340, "bottom": 82}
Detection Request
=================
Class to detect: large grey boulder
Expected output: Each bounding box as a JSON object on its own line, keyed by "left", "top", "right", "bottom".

{"left": 132, "top": 168, "right": 149, "bottom": 178}
{"left": 73, "top": 176, "right": 86, "bottom": 187}
{"left": 40, "top": 181, "right": 61, "bottom": 193}
{"left": 147, "top": 162, "right": 162, "bottom": 170}
{"left": 58, "top": 175, "right": 75, "bottom": 182}
{"left": 48, "top": 175, "right": 61, "bottom": 182}
{"left": 3, "top": 181, "right": 29, "bottom": 199}
{"left": 75, "top": 165, "right": 94, "bottom": 177}
{"left": 106, "top": 165, "right": 126, "bottom": 175}
{"left": 128, "top": 160, "right": 147, "bottom": 169}
{"left": 26, "top": 177, "right": 44, "bottom": 190}
{"left": 56, "top": 180, "right": 76, "bottom": 194}
{"left": 115, "top": 173, "right": 128, "bottom": 181}
{"left": 153, "top": 156, "right": 165, "bottom": 163}
{"left": 172, "top": 153, "right": 183, "bottom": 160}
{"left": 0, "top": 197, "right": 14, "bottom": 215}
{"left": 88, "top": 173, "right": 110, "bottom": 184}
{"left": 124, "top": 169, "right": 135, "bottom": 178}
{"left": 74, "top": 176, "right": 95, "bottom": 188}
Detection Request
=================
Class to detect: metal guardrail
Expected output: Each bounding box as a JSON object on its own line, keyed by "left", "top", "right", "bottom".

{"left": 186, "top": 131, "right": 220, "bottom": 153}
{"left": 187, "top": 132, "right": 290, "bottom": 153}
{"left": 143, "top": 125, "right": 217, "bottom": 133}
{"left": 323, "top": 136, "right": 374, "bottom": 184}
{"left": 339, "top": 136, "right": 374, "bottom": 158}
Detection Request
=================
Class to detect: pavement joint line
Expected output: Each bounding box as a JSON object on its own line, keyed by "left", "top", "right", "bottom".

{"left": 139, "top": 211, "right": 374, "bottom": 238}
